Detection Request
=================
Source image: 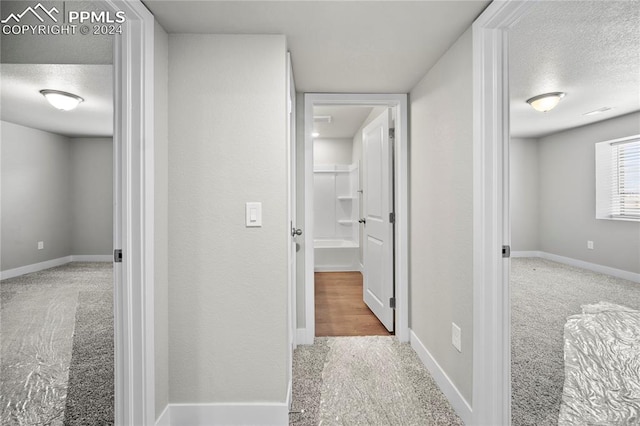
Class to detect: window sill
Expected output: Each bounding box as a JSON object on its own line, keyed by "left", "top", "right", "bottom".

{"left": 596, "top": 215, "right": 640, "bottom": 223}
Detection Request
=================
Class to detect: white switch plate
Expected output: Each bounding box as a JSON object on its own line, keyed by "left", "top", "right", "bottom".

{"left": 245, "top": 202, "right": 262, "bottom": 227}
{"left": 38, "top": 241, "right": 44, "bottom": 250}
{"left": 587, "top": 240, "right": 594, "bottom": 250}
{"left": 452, "top": 323, "right": 462, "bottom": 352}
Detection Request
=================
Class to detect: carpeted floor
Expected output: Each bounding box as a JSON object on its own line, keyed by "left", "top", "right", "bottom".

{"left": 5, "top": 257, "right": 636, "bottom": 425}
{"left": 511, "top": 257, "right": 640, "bottom": 426}
{"left": 0, "top": 262, "right": 113, "bottom": 426}
{"left": 64, "top": 289, "right": 114, "bottom": 425}
{"left": 290, "top": 336, "right": 463, "bottom": 426}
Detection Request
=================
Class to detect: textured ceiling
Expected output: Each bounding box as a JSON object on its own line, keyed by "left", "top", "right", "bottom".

{"left": 313, "top": 106, "right": 374, "bottom": 139}
{"left": 509, "top": 1, "right": 640, "bottom": 138}
{"left": 144, "top": 0, "right": 490, "bottom": 93}
{"left": 1, "top": 64, "right": 113, "bottom": 137}
{"left": 4, "top": 1, "right": 633, "bottom": 140}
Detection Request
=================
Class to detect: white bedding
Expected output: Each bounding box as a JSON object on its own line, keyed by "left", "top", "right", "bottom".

{"left": 559, "top": 302, "right": 640, "bottom": 425}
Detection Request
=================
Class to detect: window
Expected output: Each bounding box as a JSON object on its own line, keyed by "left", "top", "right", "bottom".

{"left": 596, "top": 135, "right": 640, "bottom": 221}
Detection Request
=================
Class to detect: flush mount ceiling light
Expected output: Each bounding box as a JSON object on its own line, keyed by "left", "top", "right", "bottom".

{"left": 39, "top": 89, "right": 84, "bottom": 111}
{"left": 312, "top": 132, "right": 320, "bottom": 138}
{"left": 526, "top": 92, "right": 566, "bottom": 112}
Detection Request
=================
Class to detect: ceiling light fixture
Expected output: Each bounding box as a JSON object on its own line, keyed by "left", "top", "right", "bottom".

{"left": 526, "top": 92, "right": 566, "bottom": 112}
{"left": 583, "top": 107, "right": 612, "bottom": 116}
{"left": 40, "top": 89, "right": 84, "bottom": 111}
{"left": 312, "top": 132, "right": 320, "bottom": 138}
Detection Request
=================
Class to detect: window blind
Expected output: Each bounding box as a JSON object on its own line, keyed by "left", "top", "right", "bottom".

{"left": 611, "top": 139, "right": 640, "bottom": 218}
{"left": 596, "top": 135, "right": 640, "bottom": 221}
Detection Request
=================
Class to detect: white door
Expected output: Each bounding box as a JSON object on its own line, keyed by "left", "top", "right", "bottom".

{"left": 362, "top": 109, "right": 394, "bottom": 332}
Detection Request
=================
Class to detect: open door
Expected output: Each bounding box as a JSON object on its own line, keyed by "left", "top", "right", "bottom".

{"left": 362, "top": 109, "right": 394, "bottom": 332}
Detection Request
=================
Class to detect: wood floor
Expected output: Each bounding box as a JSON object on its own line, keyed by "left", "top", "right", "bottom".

{"left": 315, "top": 271, "right": 392, "bottom": 336}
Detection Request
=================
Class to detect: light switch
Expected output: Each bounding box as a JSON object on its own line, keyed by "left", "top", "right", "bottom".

{"left": 245, "top": 202, "right": 262, "bottom": 227}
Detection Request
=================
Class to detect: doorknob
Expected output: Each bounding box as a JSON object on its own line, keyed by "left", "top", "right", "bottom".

{"left": 358, "top": 218, "right": 366, "bottom": 224}
{"left": 291, "top": 227, "right": 303, "bottom": 237}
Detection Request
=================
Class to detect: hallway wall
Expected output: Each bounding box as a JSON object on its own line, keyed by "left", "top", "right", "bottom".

{"left": 154, "top": 20, "right": 170, "bottom": 421}
{"left": 409, "top": 28, "right": 474, "bottom": 405}
{"left": 168, "top": 34, "right": 289, "bottom": 408}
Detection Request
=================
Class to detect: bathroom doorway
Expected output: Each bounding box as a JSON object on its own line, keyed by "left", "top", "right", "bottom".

{"left": 301, "top": 94, "right": 409, "bottom": 343}
{"left": 311, "top": 105, "right": 390, "bottom": 336}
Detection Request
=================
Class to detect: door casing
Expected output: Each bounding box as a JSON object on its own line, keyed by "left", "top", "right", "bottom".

{"left": 106, "top": 0, "right": 156, "bottom": 423}
{"left": 302, "top": 93, "right": 409, "bottom": 344}
{"left": 472, "top": 1, "right": 534, "bottom": 424}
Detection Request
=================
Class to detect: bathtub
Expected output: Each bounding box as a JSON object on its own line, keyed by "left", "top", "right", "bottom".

{"left": 314, "top": 239, "right": 360, "bottom": 272}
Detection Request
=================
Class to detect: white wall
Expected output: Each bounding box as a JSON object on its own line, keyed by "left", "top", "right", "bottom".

{"left": 409, "top": 28, "right": 474, "bottom": 404}
{"left": 510, "top": 138, "right": 539, "bottom": 251}
{"left": 510, "top": 113, "right": 640, "bottom": 274}
{"left": 70, "top": 138, "right": 113, "bottom": 255}
{"left": 153, "top": 20, "right": 170, "bottom": 421}
{"left": 168, "top": 34, "right": 289, "bottom": 405}
{"left": 1, "top": 122, "right": 72, "bottom": 270}
{"left": 313, "top": 138, "right": 353, "bottom": 165}
{"left": 1, "top": 123, "right": 113, "bottom": 271}
{"left": 538, "top": 112, "right": 640, "bottom": 273}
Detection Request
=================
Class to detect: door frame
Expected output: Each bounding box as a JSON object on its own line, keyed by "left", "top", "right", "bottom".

{"left": 105, "top": 0, "right": 156, "bottom": 423}
{"left": 472, "top": 1, "right": 534, "bottom": 424}
{"left": 302, "top": 93, "right": 409, "bottom": 343}
{"left": 286, "top": 52, "right": 297, "bottom": 408}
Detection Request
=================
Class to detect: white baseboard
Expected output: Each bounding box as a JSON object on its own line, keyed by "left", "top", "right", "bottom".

{"left": 1, "top": 256, "right": 72, "bottom": 280}
{"left": 155, "top": 405, "right": 171, "bottom": 426}
{"left": 165, "top": 402, "right": 289, "bottom": 426}
{"left": 0, "top": 254, "right": 113, "bottom": 280}
{"left": 296, "top": 328, "right": 314, "bottom": 345}
{"left": 71, "top": 254, "right": 112, "bottom": 262}
{"left": 409, "top": 330, "right": 472, "bottom": 425}
{"left": 511, "top": 250, "right": 542, "bottom": 258}
{"left": 512, "top": 251, "right": 640, "bottom": 283}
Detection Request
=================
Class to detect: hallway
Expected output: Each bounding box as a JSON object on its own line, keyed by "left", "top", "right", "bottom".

{"left": 290, "top": 336, "right": 462, "bottom": 425}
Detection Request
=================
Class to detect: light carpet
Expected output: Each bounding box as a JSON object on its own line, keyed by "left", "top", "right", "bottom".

{"left": 0, "top": 262, "right": 113, "bottom": 425}
{"left": 511, "top": 257, "right": 640, "bottom": 426}
{"left": 290, "top": 336, "right": 463, "bottom": 426}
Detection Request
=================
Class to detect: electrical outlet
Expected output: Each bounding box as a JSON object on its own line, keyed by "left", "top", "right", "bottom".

{"left": 37, "top": 241, "right": 44, "bottom": 250}
{"left": 587, "top": 240, "right": 594, "bottom": 250}
{"left": 452, "top": 323, "right": 462, "bottom": 352}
